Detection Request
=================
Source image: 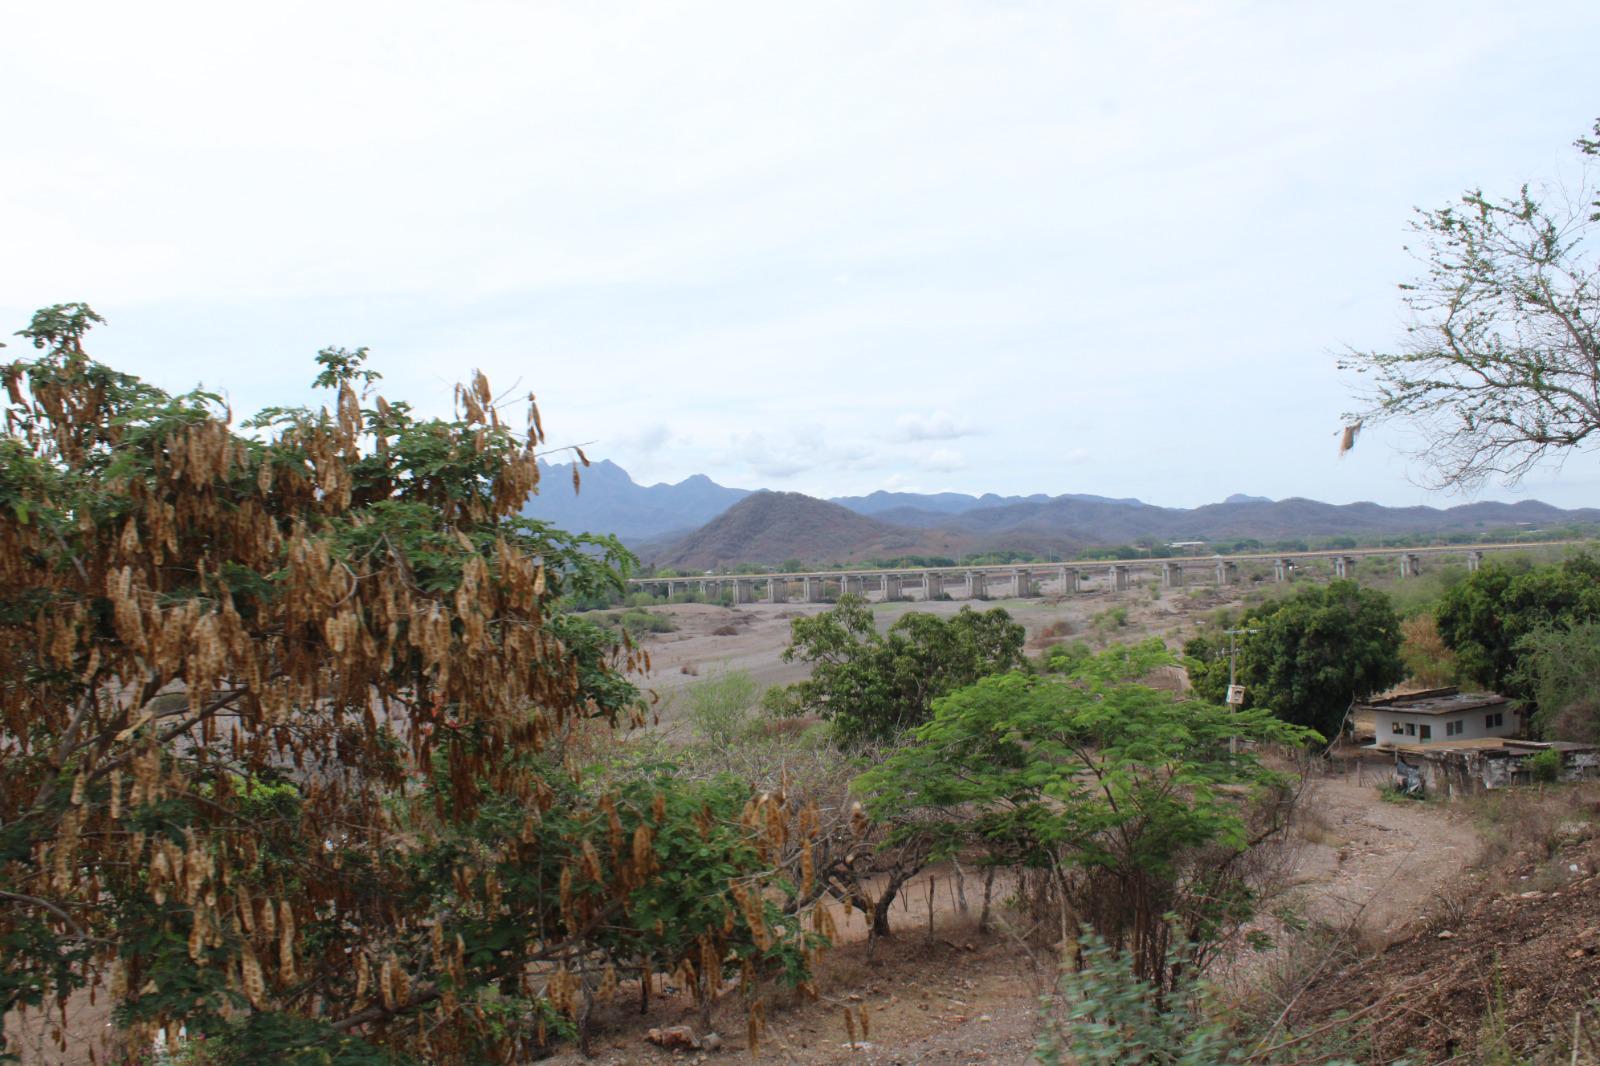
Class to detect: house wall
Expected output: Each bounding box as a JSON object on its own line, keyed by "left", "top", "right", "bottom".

{"left": 1374, "top": 708, "right": 1515, "bottom": 745}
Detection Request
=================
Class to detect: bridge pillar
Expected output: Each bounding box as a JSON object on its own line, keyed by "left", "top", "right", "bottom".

{"left": 967, "top": 571, "right": 986, "bottom": 599}
{"left": 1399, "top": 554, "right": 1421, "bottom": 579}
{"left": 1161, "top": 562, "right": 1183, "bottom": 589}
{"left": 803, "top": 576, "right": 825, "bottom": 603}
{"left": 1467, "top": 551, "right": 1484, "bottom": 573}
{"left": 923, "top": 572, "right": 944, "bottom": 599}
{"left": 841, "top": 574, "right": 864, "bottom": 598}
{"left": 1108, "top": 565, "right": 1129, "bottom": 592}
{"left": 1215, "top": 560, "right": 1237, "bottom": 585}
{"left": 1013, "top": 569, "right": 1030, "bottom": 597}
{"left": 733, "top": 578, "right": 755, "bottom": 604}
{"left": 882, "top": 574, "right": 903, "bottom": 602}
{"left": 1274, "top": 558, "right": 1293, "bottom": 583}
{"left": 1057, "top": 567, "right": 1077, "bottom": 594}
{"left": 767, "top": 577, "right": 785, "bottom": 604}
{"left": 1333, "top": 556, "right": 1356, "bottom": 580}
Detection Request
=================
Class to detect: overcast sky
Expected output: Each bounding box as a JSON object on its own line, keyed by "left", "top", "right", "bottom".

{"left": 4, "top": 1, "right": 1598, "bottom": 508}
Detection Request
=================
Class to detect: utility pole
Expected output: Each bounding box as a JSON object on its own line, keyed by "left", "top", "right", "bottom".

{"left": 1224, "top": 627, "right": 1260, "bottom": 755}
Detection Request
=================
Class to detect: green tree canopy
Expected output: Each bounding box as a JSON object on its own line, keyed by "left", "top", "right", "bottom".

{"left": 776, "top": 595, "right": 1026, "bottom": 744}
{"left": 1185, "top": 580, "right": 1404, "bottom": 738}
{"left": 857, "top": 641, "right": 1315, "bottom": 985}
{"left": 1435, "top": 553, "right": 1600, "bottom": 702}
{"left": 1513, "top": 621, "right": 1600, "bottom": 742}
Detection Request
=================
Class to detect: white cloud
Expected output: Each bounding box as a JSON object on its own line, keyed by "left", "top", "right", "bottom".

{"left": 729, "top": 429, "right": 880, "bottom": 482}
{"left": 890, "top": 412, "right": 979, "bottom": 443}
{"left": 3, "top": 1, "right": 1598, "bottom": 507}
{"left": 921, "top": 448, "right": 966, "bottom": 473}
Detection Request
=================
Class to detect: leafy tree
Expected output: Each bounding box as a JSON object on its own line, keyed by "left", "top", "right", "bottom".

{"left": 1510, "top": 621, "right": 1600, "bottom": 742}
{"left": 1341, "top": 119, "right": 1600, "bottom": 490}
{"left": 1185, "top": 581, "right": 1403, "bottom": 738}
{"left": 776, "top": 595, "right": 1026, "bottom": 744}
{"left": 858, "top": 642, "right": 1314, "bottom": 987}
{"left": 0, "top": 306, "right": 821, "bottom": 1062}
{"left": 1435, "top": 553, "right": 1600, "bottom": 701}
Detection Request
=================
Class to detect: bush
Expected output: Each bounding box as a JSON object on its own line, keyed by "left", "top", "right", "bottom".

{"left": 1034, "top": 931, "right": 1367, "bottom": 1064}
{"left": 684, "top": 669, "right": 761, "bottom": 747}
{"left": 1527, "top": 748, "right": 1562, "bottom": 783}
{"left": 596, "top": 608, "right": 676, "bottom": 639}
{"left": 1034, "top": 933, "right": 1239, "bottom": 1065}
{"left": 1039, "top": 640, "right": 1093, "bottom": 674}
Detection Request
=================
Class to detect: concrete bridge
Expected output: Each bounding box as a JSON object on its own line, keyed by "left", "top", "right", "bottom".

{"left": 628, "top": 540, "right": 1593, "bottom": 605}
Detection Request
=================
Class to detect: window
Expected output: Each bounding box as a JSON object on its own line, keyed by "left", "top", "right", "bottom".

{"left": 1486, "top": 712, "right": 1504, "bottom": 730}
{"left": 1419, "top": 724, "right": 1432, "bottom": 741}
{"left": 1446, "top": 720, "right": 1463, "bottom": 737}
{"left": 1391, "top": 722, "right": 1404, "bottom": 734}
{"left": 1404, "top": 722, "right": 1416, "bottom": 736}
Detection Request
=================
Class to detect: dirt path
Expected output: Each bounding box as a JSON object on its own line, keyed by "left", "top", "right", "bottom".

{"left": 1288, "top": 772, "right": 1482, "bottom": 937}
{"left": 547, "top": 904, "right": 1045, "bottom": 1066}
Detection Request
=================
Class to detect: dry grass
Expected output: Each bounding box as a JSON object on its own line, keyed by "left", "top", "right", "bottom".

{"left": 1464, "top": 781, "right": 1600, "bottom": 887}
{"left": 1292, "top": 801, "right": 1347, "bottom": 849}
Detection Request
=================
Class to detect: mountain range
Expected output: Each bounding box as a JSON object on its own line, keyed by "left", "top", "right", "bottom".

{"left": 522, "top": 459, "right": 1600, "bottom": 569}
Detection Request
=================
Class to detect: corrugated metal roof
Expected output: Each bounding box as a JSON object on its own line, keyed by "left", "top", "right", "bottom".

{"left": 1357, "top": 688, "right": 1509, "bottom": 716}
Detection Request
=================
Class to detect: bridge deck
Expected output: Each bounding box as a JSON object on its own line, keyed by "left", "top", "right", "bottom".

{"left": 628, "top": 539, "right": 1591, "bottom": 587}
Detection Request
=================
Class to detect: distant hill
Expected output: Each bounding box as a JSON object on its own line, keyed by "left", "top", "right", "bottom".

{"left": 521, "top": 459, "right": 751, "bottom": 541}
{"left": 832, "top": 488, "right": 1141, "bottom": 516}
{"left": 893, "top": 495, "right": 1600, "bottom": 545}
{"left": 519, "top": 460, "right": 1600, "bottom": 566}
{"left": 650, "top": 492, "right": 957, "bottom": 571}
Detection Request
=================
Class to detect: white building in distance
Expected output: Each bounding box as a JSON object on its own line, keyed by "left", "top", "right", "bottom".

{"left": 1360, "top": 688, "right": 1519, "bottom": 749}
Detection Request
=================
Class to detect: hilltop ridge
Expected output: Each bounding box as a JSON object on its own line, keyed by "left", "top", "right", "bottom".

{"left": 524, "top": 460, "right": 1600, "bottom": 566}
{"left": 649, "top": 492, "right": 954, "bottom": 571}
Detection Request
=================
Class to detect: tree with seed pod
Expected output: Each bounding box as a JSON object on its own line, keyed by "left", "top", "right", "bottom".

{"left": 0, "top": 306, "right": 823, "bottom": 1063}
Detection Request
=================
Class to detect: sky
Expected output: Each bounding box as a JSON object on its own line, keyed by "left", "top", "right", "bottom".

{"left": 3, "top": 1, "right": 1599, "bottom": 508}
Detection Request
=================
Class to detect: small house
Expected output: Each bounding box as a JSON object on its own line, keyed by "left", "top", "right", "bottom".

{"left": 1360, "top": 687, "right": 1520, "bottom": 748}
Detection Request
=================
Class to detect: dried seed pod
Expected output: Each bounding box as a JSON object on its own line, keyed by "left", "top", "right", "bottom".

{"left": 188, "top": 910, "right": 205, "bottom": 963}
{"left": 631, "top": 824, "right": 654, "bottom": 877}
{"left": 378, "top": 956, "right": 397, "bottom": 1011}
{"left": 241, "top": 946, "right": 266, "bottom": 1007}
{"left": 277, "top": 901, "right": 296, "bottom": 983}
